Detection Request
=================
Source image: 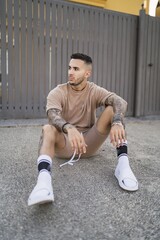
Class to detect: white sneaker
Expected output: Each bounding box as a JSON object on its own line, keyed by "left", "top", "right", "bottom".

{"left": 115, "top": 165, "right": 138, "bottom": 191}
{"left": 28, "top": 172, "right": 54, "bottom": 206}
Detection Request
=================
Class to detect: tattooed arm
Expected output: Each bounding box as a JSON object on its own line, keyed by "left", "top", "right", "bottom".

{"left": 47, "top": 108, "right": 73, "bottom": 133}
{"left": 105, "top": 94, "right": 127, "bottom": 126}
{"left": 105, "top": 94, "right": 127, "bottom": 147}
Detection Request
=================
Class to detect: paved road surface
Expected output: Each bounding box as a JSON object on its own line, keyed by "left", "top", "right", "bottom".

{"left": 0, "top": 118, "right": 160, "bottom": 240}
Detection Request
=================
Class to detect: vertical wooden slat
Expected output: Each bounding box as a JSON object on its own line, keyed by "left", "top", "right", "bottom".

{"left": 33, "top": 0, "right": 39, "bottom": 117}
{"left": 151, "top": 18, "right": 157, "bottom": 113}
{"left": 14, "top": 0, "right": 21, "bottom": 116}
{"left": 111, "top": 14, "right": 118, "bottom": 92}
{"left": 21, "top": 0, "right": 27, "bottom": 115}
{"left": 97, "top": 11, "right": 104, "bottom": 87}
{"left": 128, "top": 17, "right": 137, "bottom": 115}
{"left": 39, "top": 0, "right": 45, "bottom": 116}
{"left": 26, "top": 0, "right": 33, "bottom": 116}
{"left": 127, "top": 16, "right": 137, "bottom": 116}
{"left": 124, "top": 17, "right": 130, "bottom": 102}
{"left": 45, "top": 0, "right": 50, "bottom": 98}
{"left": 83, "top": 9, "right": 89, "bottom": 54}
{"left": 155, "top": 19, "right": 160, "bottom": 113}
{"left": 119, "top": 16, "right": 126, "bottom": 97}
{"left": 107, "top": 13, "right": 113, "bottom": 91}
{"left": 145, "top": 17, "right": 152, "bottom": 115}
{"left": 126, "top": 17, "right": 131, "bottom": 115}
{"left": 0, "top": 0, "right": 7, "bottom": 117}
{"left": 141, "top": 15, "right": 149, "bottom": 116}
{"left": 57, "top": 3, "right": 62, "bottom": 84}
{"left": 152, "top": 18, "right": 160, "bottom": 115}
{"left": 88, "top": 10, "right": 94, "bottom": 62}
{"left": 92, "top": 10, "right": 99, "bottom": 85}
{"left": 135, "top": 10, "right": 148, "bottom": 117}
{"left": 123, "top": 16, "right": 128, "bottom": 102}
{"left": 153, "top": 19, "right": 158, "bottom": 113}
{"left": 61, "top": 4, "right": 68, "bottom": 84}
{"left": 148, "top": 18, "right": 153, "bottom": 114}
{"left": 51, "top": 1, "right": 56, "bottom": 89}
{"left": 149, "top": 19, "right": 154, "bottom": 113}
{"left": 72, "top": 6, "right": 79, "bottom": 53}
{"left": 68, "top": 6, "right": 73, "bottom": 58}
{"left": 78, "top": 7, "right": 84, "bottom": 53}
{"left": 8, "top": 0, "right": 15, "bottom": 116}
{"left": 102, "top": 11, "right": 109, "bottom": 90}
{"left": 116, "top": 15, "right": 122, "bottom": 96}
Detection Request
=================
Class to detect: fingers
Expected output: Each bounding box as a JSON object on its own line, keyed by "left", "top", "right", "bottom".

{"left": 110, "top": 125, "right": 126, "bottom": 147}
{"left": 71, "top": 138, "right": 86, "bottom": 154}
{"left": 77, "top": 133, "right": 87, "bottom": 154}
{"left": 68, "top": 130, "right": 87, "bottom": 154}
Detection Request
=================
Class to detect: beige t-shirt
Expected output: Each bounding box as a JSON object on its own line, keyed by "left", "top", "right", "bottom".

{"left": 46, "top": 82, "right": 114, "bottom": 131}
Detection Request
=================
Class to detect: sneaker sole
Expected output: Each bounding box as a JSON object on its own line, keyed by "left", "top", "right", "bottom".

{"left": 28, "top": 195, "right": 54, "bottom": 206}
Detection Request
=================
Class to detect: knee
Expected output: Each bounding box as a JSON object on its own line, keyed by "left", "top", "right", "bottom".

{"left": 103, "top": 106, "right": 114, "bottom": 123}
{"left": 105, "top": 105, "right": 114, "bottom": 115}
{"left": 42, "top": 124, "right": 58, "bottom": 139}
{"left": 96, "top": 106, "right": 114, "bottom": 134}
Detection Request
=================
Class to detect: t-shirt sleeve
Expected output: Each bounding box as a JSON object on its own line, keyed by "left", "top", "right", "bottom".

{"left": 95, "top": 85, "right": 114, "bottom": 107}
{"left": 46, "top": 86, "right": 63, "bottom": 112}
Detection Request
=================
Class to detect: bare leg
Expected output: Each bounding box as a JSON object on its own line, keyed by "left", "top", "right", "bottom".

{"left": 38, "top": 124, "right": 66, "bottom": 158}
{"left": 28, "top": 124, "right": 66, "bottom": 206}
{"left": 96, "top": 106, "right": 114, "bottom": 135}
{"left": 96, "top": 106, "right": 138, "bottom": 191}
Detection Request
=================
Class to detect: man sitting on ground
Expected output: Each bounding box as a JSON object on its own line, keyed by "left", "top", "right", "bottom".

{"left": 28, "top": 53, "right": 138, "bottom": 206}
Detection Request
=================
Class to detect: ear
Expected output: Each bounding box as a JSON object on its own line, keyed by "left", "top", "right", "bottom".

{"left": 85, "top": 70, "right": 91, "bottom": 78}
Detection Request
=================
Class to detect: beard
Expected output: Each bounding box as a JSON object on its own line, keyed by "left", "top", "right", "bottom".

{"left": 68, "top": 77, "right": 85, "bottom": 86}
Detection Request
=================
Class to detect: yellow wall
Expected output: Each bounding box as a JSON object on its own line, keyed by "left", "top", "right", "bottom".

{"left": 68, "top": 0, "right": 150, "bottom": 15}
{"left": 69, "top": 0, "right": 107, "bottom": 8}
{"left": 104, "top": 0, "right": 144, "bottom": 15}
{"left": 156, "top": 5, "right": 160, "bottom": 16}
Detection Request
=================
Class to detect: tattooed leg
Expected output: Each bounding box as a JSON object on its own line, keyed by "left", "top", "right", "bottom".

{"left": 38, "top": 129, "right": 44, "bottom": 156}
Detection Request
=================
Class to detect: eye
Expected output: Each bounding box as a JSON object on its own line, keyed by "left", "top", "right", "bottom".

{"left": 74, "top": 67, "right": 79, "bottom": 71}
{"left": 68, "top": 66, "right": 71, "bottom": 70}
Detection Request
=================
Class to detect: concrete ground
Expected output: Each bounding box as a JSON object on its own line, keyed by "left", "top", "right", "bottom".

{"left": 0, "top": 117, "right": 160, "bottom": 240}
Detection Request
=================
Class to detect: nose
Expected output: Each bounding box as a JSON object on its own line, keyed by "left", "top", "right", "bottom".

{"left": 68, "top": 67, "right": 74, "bottom": 75}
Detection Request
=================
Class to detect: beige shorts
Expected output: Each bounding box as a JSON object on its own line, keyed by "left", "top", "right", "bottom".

{"left": 55, "top": 124, "right": 108, "bottom": 159}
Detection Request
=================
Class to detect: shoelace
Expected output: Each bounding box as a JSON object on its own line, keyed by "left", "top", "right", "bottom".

{"left": 60, "top": 150, "right": 81, "bottom": 168}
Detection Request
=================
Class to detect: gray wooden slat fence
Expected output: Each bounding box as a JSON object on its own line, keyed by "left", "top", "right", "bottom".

{"left": 135, "top": 10, "right": 160, "bottom": 116}
{"left": 0, "top": 0, "right": 160, "bottom": 119}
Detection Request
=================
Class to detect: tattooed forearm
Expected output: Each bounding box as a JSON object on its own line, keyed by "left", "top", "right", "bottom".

{"left": 47, "top": 108, "right": 67, "bottom": 132}
{"left": 105, "top": 94, "right": 128, "bottom": 124}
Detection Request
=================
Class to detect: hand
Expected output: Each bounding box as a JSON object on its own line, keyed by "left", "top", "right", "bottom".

{"left": 110, "top": 124, "right": 126, "bottom": 147}
{"left": 67, "top": 127, "right": 87, "bottom": 154}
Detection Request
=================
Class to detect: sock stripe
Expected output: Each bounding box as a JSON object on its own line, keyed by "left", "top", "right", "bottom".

{"left": 38, "top": 161, "right": 51, "bottom": 172}
{"left": 38, "top": 159, "right": 51, "bottom": 165}
{"left": 117, "top": 144, "right": 128, "bottom": 157}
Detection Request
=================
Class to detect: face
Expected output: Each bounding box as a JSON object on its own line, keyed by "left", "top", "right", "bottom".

{"left": 68, "top": 59, "right": 91, "bottom": 89}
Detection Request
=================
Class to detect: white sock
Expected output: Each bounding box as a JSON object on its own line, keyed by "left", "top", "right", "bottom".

{"left": 118, "top": 155, "right": 129, "bottom": 168}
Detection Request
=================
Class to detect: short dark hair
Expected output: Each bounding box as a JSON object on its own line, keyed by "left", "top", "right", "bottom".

{"left": 70, "top": 53, "right": 92, "bottom": 65}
